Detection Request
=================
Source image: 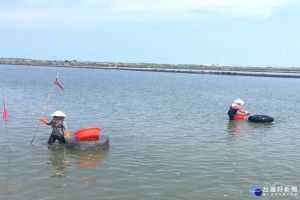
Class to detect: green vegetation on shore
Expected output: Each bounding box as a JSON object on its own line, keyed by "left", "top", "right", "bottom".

{"left": 1, "top": 58, "right": 300, "bottom": 72}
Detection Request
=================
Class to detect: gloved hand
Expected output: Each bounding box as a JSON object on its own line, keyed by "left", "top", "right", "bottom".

{"left": 65, "top": 130, "right": 72, "bottom": 140}
{"left": 245, "top": 111, "right": 251, "bottom": 115}
{"left": 39, "top": 117, "right": 48, "bottom": 124}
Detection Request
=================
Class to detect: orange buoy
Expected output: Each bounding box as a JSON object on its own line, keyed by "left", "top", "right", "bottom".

{"left": 74, "top": 127, "right": 101, "bottom": 140}
{"left": 234, "top": 113, "right": 245, "bottom": 120}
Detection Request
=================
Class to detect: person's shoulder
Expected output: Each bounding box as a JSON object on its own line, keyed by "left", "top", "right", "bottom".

{"left": 231, "top": 103, "right": 240, "bottom": 108}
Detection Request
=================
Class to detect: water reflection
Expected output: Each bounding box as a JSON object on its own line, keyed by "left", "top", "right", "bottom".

{"left": 75, "top": 154, "right": 102, "bottom": 169}
{"left": 66, "top": 149, "right": 109, "bottom": 186}
{"left": 247, "top": 121, "right": 275, "bottom": 129}
{"left": 2, "top": 153, "right": 15, "bottom": 196}
{"left": 48, "top": 144, "right": 69, "bottom": 178}
{"left": 47, "top": 145, "right": 108, "bottom": 185}
{"left": 227, "top": 120, "right": 247, "bottom": 136}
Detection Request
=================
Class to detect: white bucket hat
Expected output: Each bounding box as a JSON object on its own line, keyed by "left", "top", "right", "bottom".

{"left": 51, "top": 110, "right": 67, "bottom": 117}
{"left": 234, "top": 99, "right": 244, "bottom": 105}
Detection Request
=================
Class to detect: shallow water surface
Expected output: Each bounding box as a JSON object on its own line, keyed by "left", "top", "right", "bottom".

{"left": 0, "top": 64, "right": 300, "bottom": 199}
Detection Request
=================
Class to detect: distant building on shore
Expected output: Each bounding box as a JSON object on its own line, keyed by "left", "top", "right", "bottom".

{"left": 201, "top": 63, "right": 211, "bottom": 67}
{"left": 64, "top": 60, "right": 77, "bottom": 63}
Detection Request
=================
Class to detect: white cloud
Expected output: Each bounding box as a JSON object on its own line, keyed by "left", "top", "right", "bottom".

{"left": 0, "top": 0, "right": 293, "bottom": 29}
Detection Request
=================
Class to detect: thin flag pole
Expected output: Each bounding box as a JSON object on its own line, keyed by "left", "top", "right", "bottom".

{"left": 2, "top": 93, "right": 10, "bottom": 152}
{"left": 31, "top": 72, "right": 60, "bottom": 144}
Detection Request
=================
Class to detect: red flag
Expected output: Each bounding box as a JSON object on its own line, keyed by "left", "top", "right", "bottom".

{"left": 54, "top": 78, "right": 64, "bottom": 91}
{"left": 3, "top": 108, "right": 8, "bottom": 123}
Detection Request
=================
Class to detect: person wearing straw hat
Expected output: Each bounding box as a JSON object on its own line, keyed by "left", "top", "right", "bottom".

{"left": 39, "top": 110, "right": 72, "bottom": 144}
{"left": 227, "top": 99, "right": 251, "bottom": 120}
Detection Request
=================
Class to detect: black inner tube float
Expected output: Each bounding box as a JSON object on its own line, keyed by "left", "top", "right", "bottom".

{"left": 248, "top": 115, "right": 274, "bottom": 123}
{"left": 65, "top": 135, "right": 109, "bottom": 151}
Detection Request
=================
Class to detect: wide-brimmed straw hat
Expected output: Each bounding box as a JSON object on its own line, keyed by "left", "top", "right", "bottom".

{"left": 51, "top": 110, "right": 67, "bottom": 117}
{"left": 234, "top": 99, "right": 244, "bottom": 105}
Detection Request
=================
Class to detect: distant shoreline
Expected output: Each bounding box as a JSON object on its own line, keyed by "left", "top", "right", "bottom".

{"left": 1, "top": 58, "right": 300, "bottom": 78}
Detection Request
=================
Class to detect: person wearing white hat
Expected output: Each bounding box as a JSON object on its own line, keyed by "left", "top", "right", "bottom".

{"left": 39, "top": 110, "right": 72, "bottom": 144}
{"left": 227, "top": 99, "right": 251, "bottom": 120}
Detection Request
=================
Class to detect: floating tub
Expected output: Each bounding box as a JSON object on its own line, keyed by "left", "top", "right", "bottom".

{"left": 74, "top": 127, "right": 101, "bottom": 140}
{"left": 234, "top": 113, "right": 245, "bottom": 120}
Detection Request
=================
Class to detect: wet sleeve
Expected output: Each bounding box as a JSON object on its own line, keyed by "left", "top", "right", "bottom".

{"left": 232, "top": 105, "right": 246, "bottom": 113}
{"left": 47, "top": 120, "right": 52, "bottom": 126}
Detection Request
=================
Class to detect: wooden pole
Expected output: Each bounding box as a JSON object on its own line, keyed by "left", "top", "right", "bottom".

{"left": 2, "top": 93, "right": 10, "bottom": 152}
{"left": 31, "top": 72, "right": 60, "bottom": 144}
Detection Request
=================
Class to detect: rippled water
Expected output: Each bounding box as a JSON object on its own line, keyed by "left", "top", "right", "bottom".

{"left": 0, "top": 64, "right": 300, "bottom": 199}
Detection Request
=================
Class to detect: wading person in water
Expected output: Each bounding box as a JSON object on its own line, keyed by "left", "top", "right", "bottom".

{"left": 39, "top": 110, "right": 71, "bottom": 144}
{"left": 228, "top": 99, "right": 251, "bottom": 120}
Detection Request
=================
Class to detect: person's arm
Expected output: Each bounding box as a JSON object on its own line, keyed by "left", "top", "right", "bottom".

{"left": 62, "top": 121, "right": 71, "bottom": 140}
{"left": 39, "top": 118, "right": 52, "bottom": 125}
{"left": 231, "top": 105, "right": 246, "bottom": 113}
{"left": 232, "top": 105, "right": 251, "bottom": 115}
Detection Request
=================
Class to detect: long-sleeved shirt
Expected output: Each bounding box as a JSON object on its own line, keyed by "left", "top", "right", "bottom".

{"left": 46, "top": 119, "right": 68, "bottom": 137}
{"left": 230, "top": 103, "right": 246, "bottom": 113}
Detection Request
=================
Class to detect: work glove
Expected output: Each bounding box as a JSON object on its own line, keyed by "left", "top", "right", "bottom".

{"left": 245, "top": 111, "right": 251, "bottom": 115}
{"left": 39, "top": 117, "right": 48, "bottom": 124}
{"left": 65, "top": 130, "right": 72, "bottom": 140}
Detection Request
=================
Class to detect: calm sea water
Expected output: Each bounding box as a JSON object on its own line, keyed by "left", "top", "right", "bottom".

{"left": 0, "top": 64, "right": 300, "bottom": 200}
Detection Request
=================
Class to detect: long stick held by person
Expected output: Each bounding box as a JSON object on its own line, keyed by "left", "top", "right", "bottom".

{"left": 31, "top": 72, "right": 64, "bottom": 144}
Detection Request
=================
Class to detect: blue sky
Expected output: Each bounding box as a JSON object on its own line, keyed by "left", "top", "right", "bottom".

{"left": 0, "top": 0, "right": 299, "bottom": 67}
